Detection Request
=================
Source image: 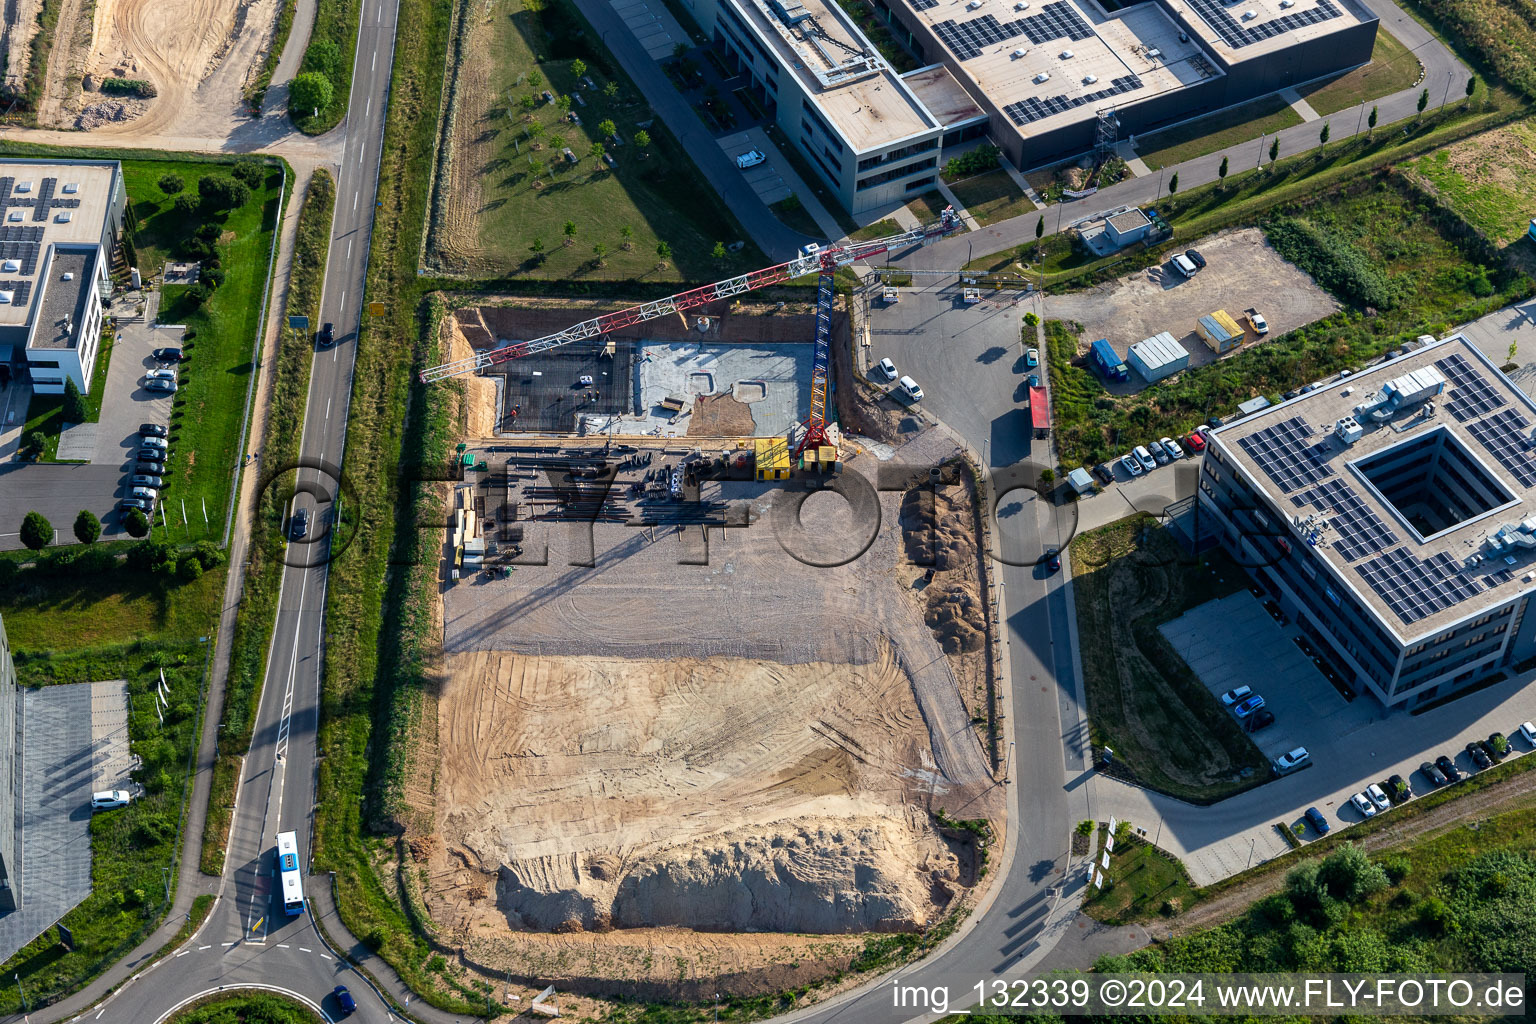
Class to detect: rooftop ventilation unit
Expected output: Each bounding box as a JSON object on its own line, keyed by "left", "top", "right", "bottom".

{"left": 769, "top": 0, "right": 812, "bottom": 26}
{"left": 1083, "top": 73, "right": 1098, "bottom": 83}
{"left": 62, "top": 272, "right": 74, "bottom": 281}
{"left": 1484, "top": 515, "right": 1536, "bottom": 557}
{"left": 966, "top": 0, "right": 982, "bottom": 9}
{"left": 1334, "top": 416, "right": 1363, "bottom": 445}
{"left": 0, "top": 291, "right": 14, "bottom": 304}
{"left": 62, "top": 182, "right": 79, "bottom": 194}
{"left": 15, "top": 181, "right": 31, "bottom": 193}
{"left": 1011, "top": 48, "right": 1028, "bottom": 59}
{"left": 55, "top": 211, "right": 72, "bottom": 223}
{"left": 1034, "top": 70, "right": 1051, "bottom": 83}
{"left": 1145, "top": 47, "right": 1162, "bottom": 58}
{"left": 1280, "top": 0, "right": 1294, "bottom": 7}
{"left": 1352, "top": 366, "right": 1447, "bottom": 423}
{"left": 1241, "top": 8, "right": 1257, "bottom": 18}
{"left": 1060, "top": 49, "right": 1075, "bottom": 59}
{"left": 1014, "top": 1, "right": 1030, "bottom": 8}
{"left": 1, "top": 260, "right": 17, "bottom": 273}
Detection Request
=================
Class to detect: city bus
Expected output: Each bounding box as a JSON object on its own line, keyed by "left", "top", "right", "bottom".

{"left": 275, "top": 830, "right": 305, "bottom": 916}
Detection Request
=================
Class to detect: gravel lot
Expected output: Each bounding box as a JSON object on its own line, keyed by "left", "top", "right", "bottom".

{"left": 1045, "top": 227, "right": 1339, "bottom": 385}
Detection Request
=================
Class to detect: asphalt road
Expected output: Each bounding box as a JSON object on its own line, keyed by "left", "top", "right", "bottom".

{"left": 64, "top": 0, "right": 404, "bottom": 1019}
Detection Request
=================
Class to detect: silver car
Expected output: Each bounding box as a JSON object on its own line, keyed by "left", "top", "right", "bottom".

{"left": 130, "top": 474, "right": 164, "bottom": 488}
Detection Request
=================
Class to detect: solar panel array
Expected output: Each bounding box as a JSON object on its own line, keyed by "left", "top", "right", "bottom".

{"left": 1436, "top": 352, "right": 1505, "bottom": 421}
{"left": 1355, "top": 548, "right": 1484, "bottom": 624}
{"left": 0, "top": 280, "right": 32, "bottom": 305}
{"left": 930, "top": 2, "right": 1092, "bottom": 61}
{"left": 0, "top": 175, "right": 82, "bottom": 223}
{"left": 908, "top": 0, "right": 938, "bottom": 11}
{"left": 1184, "top": 0, "right": 1342, "bottom": 49}
{"left": 1003, "top": 74, "right": 1143, "bottom": 125}
{"left": 1290, "top": 478, "right": 1397, "bottom": 562}
{"left": 1237, "top": 416, "right": 1333, "bottom": 493}
{"left": 1467, "top": 408, "right": 1536, "bottom": 487}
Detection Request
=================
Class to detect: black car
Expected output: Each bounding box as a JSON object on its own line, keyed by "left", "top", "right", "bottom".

{"left": 1304, "top": 806, "right": 1330, "bottom": 836}
{"left": 1386, "top": 773, "right": 1411, "bottom": 804}
{"left": 1420, "top": 760, "right": 1446, "bottom": 786}
{"left": 152, "top": 347, "right": 184, "bottom": 363}
{"left": 1435, "top": 754, "right": 1460, "bottom": 781}
{"left": 1045, "top": 547, "right": 1061, "bottom": 572}
{"left": 289, "top": 507, "right": 310, "bottom": 540}
{"left": 1207, "top": 415, "right": 1224, "bottom": 429}
{"left": 1481, "top": 736, "right": 1506, "bottom": 763}
{"left": 1466, "top": 742, "right": 1493, "bottom": 770}
{"left": 333, "top": 985, "right": 356, "bottom": 1017}
{"left": 136, "top": 446, "right": 167, "bottom": 463}
{"left": 318, "top": 322, "right": 335, "bottom": 347}
{"left": 139, "top": 422, "right": 168, "bottom": 438}
{"left": 134, "top": 461, "right": 165, "bottom": 476}
{"left": 117, "top": 497, "right": 152, "bottom": 513}
{"left": 1246, "top": 708, "right": 1276, "bottom": 732}
{"left": 1184, "top": 248, "right": 1207, "bottom": 270}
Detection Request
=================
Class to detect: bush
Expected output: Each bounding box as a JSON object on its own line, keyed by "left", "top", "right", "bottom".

{"left": 73, "top": 509, "right": 101, "bottom": 544}
{"left": 158, "top": 174, "right": 184, "bottom": 196}
{"left": 301, "top": 39, "right": 344, "bottom": 82}
{"left": 1264, "top": 215, "right": 1401, "bottom": 309}
{"left": 198, "top": 175, "right": 251, "bottom": 212}
{"left": 193, "top": 540, "right": 226, "bottom": 569}
{"left": 202, "top": 266, "right": 226, "bottom": 289}
{"left": 231, "top": 158, "right": 266, "bottom": 188}
{"left": 289, "top": 72, "right": 334, "bottom": 116}
{"left": 19, "top": 510, "right": 52, "bottom": 550}
{"left": 124, "top": 509, "right": 150, "bottom": 537}
{"left": 1024, "top": 311, "right": 1039, "bottom": 327}
{"left": 185, "top": 283, "right": 214, "bottom": 308}
{"left": 178, "top": 555, "right": 204, "bottom": 582}
{"left": 127, "top": 539, "right": 176, "bottom": 573}
{"left": 944, "top": 144, "right": 1001, "bottom": 180}
{"left": 62, "top": 376, "right": 87, "bottom": 423}
{"left": 99, "top": 78, "right": 156, "bottom": 97}
{"left": 195, "top": 222, "right": 221, "bottom": 241}
{"left": 173, "top": 193, "right": 199, "bottom": 217}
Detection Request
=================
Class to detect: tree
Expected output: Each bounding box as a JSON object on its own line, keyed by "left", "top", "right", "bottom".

{"left": 1417, "top": 87, "right": 1429, "bottom": 119}
{"left": 563, "top": 220, "right": 578, "bottom": 241}
{"left": 589, "top": 142, "right": 605, "bottom": 161}
{"left": 62, "top": 376, "right": 86, "bottom": 423}
{"left": 1316, "top": 844, "right": 1389, "bottom": 903}
{"left": 530, "top": 236, "right": 544, "bottom": 253}
{"left": 711, "top": 240, "right": 727, "bottom": 262}
{"left": 178, "top": 554, "right": 204, "bottom": 582}
{"left": 173, "top": 193, "right": 199, "bottom": 217}
{"left": 1167, "top": 172, "right": 1178, "bottom": 195}
{"left": 289, "top": 71, "right": 334, "bottom": 117}
{"left": 621, "top": 225, "right": 633, "bottom": 242}
{"left": 1218, "top": 155, "right": 1229, "bottom": 185}
{"left": 528, "top": 120, "right": 545, "bottom": 141}
{"left": 529, "top": 158, "right": 547, "bottom": 180}
{"left": 519, "top": 94, "right": 537, "bottom": 112}
{"left": 158, "top": 174, "right": 184, "bottom": 196}
{"left": 604, "top": 81, "right": 618, "bottom": 99}
{"left": 73, "top": 509, "right": 101, "bottom": 545}
{"left": 571, "top": 58, "right": 587, "bottom": 79}
{"left": 633, "top": 129, "right": 651, "bottom": 155}
{"left": 20, "top": 430, "right": 45, "bottom": 460}
{"left": 1466, "top": 75, "right": 1477, "bottom": 101}
{"left": 592, "top": 242, "right": 608, "bottom": 264}
{"left": 231, "top": 158, "right": 265, "bottom": 187}
{"left": 301, "top": 39, "right": 344, "bottom": 82}
{"left": 527, "top": 70, "right": 543, "bottom": 90}
{"left": 1367, "top": 105, "right": 1378, "bottom": 137}
{"left": 1318, "top": 121, "right": 1330, "bottom": 151}
{"left": 1269, "top": 136, "right": 1280, "bottom": 164}
{"left": 598, "top": 118, "right": 616, "bottom": 139}
{"left": 1034, "top": 216, "right": 1044, "bottom": 242}
{"left": 656, "top": 240, "right": 672, "bottom": 264}
{"left": 557, "top": 95, "right": 572, "bottom": 112}
{"left": 124, "top": 509, "right": 149, "bottom": 538}
{"left": 198, "top": 175, "right": 251, "bottom": 211}
{"left": 19, "top": 510, "right": 52, "bottom": 550}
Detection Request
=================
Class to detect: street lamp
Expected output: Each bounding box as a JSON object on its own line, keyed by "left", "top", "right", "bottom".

{"left": 1441, "top": 69, "right": 1453, "bottom": 110}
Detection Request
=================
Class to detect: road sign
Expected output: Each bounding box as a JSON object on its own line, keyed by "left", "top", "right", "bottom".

{"left": 368, "top": 301, "right": 386, "bottom": 317}
{"left": 287, "top": 315, "right": 309, "bottom": 331}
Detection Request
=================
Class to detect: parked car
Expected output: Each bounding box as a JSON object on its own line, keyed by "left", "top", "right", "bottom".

{"left": 1045, "top": 547, "right": 1061, "bottom": 572}
{"left": 1386, "top": 773, "right": 1411, "bottom": 804}
{"left": 318, "top": 322, "right": 335, "bottom": 347}
{"left": 1186, "top": 430, "right": 1207, "bottom": 453}
{"left": 1206, "top": 415, "right": 1224, "bottom": 429}
{"left": 1220, "top": 685, "right": 1253, "bottom": 707}
{"left": 289, "top": 507, "right": 310, "bottom": 541}
{"left": 1304, "top": 806, "right": 1330, "bottom": 835}
{"left": 1350, "top": 792, "right": 1378, "bottom": 818}
{"left": 1025, "top": 347, "right": 1039, "bottom": 368}
{"left": 1133, "top": 445, "right": 1156, "bottom": 473}
{"left": 1184, "top": 248, "right": 1207, "bottom": 270}
{"left": 1148, "top": 440, "right": 1170, "bottom": 465}
{"left": 736, "top": 149, "right": 765, "bottom": 169}
{"left": 1275, "top": 746, "right": 1310, "bottom": 772}
{"left": 1435, "top": 754, "right": 1460, "bottom": 781}
{"left": 1027, "top": 374, "right": 1040, "bottom": 388}
{"left": 1170, "top": 252, "right": 1198, "bottom": 277}
{"left": 118, "top": 497, "right": 153, "bottom": 513}
{"left": 145, "top": 368, "right": 177, "bottom": 382}
{"left": 135, "top": 461, "right": 165, "bottom": 475}
{"left": 1467, "top": 741, "right": 1493, "bottom": 770}
{"left": 145, "top": 378, "right": 177, "bottom": 393}
{"left": 139, "top": 423, "right": 168, "bottom": 438}
{"left": 91, "top": 790, "right": 131, "bottom": 810}
{"left": 1246, "top": 308, "right": 1269, "bottom": 334}
{"left": 333, "top": 985, "right": 357, "bottom": 1017}
{"left": 876, "top": 357, "right": 898, "bottom": 381}
{"left": 137, "top": 446, "right": 167, "bottom": 462}
{"left": 152, "top": 347, "right": 183, "bottom": 363}
{"left": 1520, "top": 721, "right": 1536, "bottom": 747}
{"left": 1120, "top": 453, "right": 1143, "bottom": 477}
{"left": 130, "top": 486, "right": 158, "bottom": 501}
{"left": 799, "top": 242, "right": 822, "bottom": 258}
{"left": 140, "top": 435, "right": 168, "bottom": 450}
{"left": 1365, "top": 783, "right": 1391, "bottom": 812}
{"left": 1233, "top": 694, "right": 1266, "bottom": 719}
{"left": 130, "top": 474, "right": 164, "bottom": 488}
{"left": 1486, "top": 732, "right": 1510, "bottom": 760}
{"left": 1159, "top": 436, "right": 1184, "bottom": 460}
{"left": 1420, "top": 760, "right": 1447, "bottom": 786}
{"left": 897, "top": 375, "right": 924, "bottom": 402}
{"left": 1246, "top": 708, "right": 1275, "bottom": 732}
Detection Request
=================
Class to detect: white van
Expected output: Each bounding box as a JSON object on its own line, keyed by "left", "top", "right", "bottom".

{"left": 1171, "top": 253, "right": 1198, "bottom": 277}
{"left": 897, "top": 376, "right": 924, "bottom": 402}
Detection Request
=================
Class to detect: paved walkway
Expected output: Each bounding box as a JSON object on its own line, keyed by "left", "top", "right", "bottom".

{"left": 1279, "top": 86, "right": 1322, "bottom": 123}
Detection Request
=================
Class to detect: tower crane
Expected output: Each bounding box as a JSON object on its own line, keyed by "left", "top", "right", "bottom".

{"left": 420, "top": 207, "right": 960, "bottom": 458}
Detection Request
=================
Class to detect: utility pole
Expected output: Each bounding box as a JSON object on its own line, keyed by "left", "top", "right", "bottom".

{"left": 1441, "top": 69, "right": 1453, "bottom": 110}
{"left": 1255, "top": 132, "right": 1265, "bottom": 170}
{"left": 14, "top": 973, "right": 27, "bottom": 1013}
{"left": 1355, "top": 98, "right": 1366, "bottom": 138}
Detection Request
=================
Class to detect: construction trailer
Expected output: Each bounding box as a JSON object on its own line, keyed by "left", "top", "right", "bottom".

{"left": 755, "top": 437, "right": 792, "bottom": 480}
{"left": 1029, "top": 385, "right": 1050, "bottom": 439}
{"left": 1067, "top": 468, "right": 1095, "bottom": 495}
{"left": 1127, "top": 331, "right": 1188, "bottom": 382}
{"left": 1196, "top": 310, "right": 1245, "bottom": 354}
{"left": 1089, "top": 338, "right": 1129, "bottom": 382}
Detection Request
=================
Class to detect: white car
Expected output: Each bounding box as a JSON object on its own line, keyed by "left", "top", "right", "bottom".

{"left": 876, "top": 357, "right": 898, "bottom": 381}
{"left": 91, "top": 790, "right": 131, "bottom": 810}
{"left": 799, "top": 242, "right": 822, "bottom": 258}
{"left": 1133, "top": 445, "right": 1157, "bottom": 473}
{"left": 736, "top": 149, "right": 765, "bottom": 169}
{"left": 1520, "top": 720, "right": 1536, "bottom": 747}
{"left": 145, "top": 368, "right": 177, "bottom": 382}
{"left": 1350, "top": 792, "right": 1378, "bottom": 818}
{"left": 1119, "top": 453, "right": 1143, "bottom": 477}
{"left": 1366, "top": 783, "right": 1391, "bottom": 811}
{"left": 1275, "top": 746, "right": 1310, "bottom": 773}
{"left": 897, "top": 375, "right": 924, "bottom": 402}
{"left": 140, "top": 435, "right": 168, "bottom": 450}
{"left": 1220, "top": 685, "right": 1252, "bottom": 707}
{"left": 1248, "top": 310, "right": 1269, "bottom": 334}
{"left": 1159, "top": 436, "right": 1184, "bottom": 460}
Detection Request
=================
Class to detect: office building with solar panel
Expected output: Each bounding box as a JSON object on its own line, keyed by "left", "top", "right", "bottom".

{"left": 1197, "top": 335, "right": 1536, "bottom": 710}
{"left": 871, "top": 0, "right": 1377, "bottom": 170}
{"left": 694, "top": 0, "right": 991, "bottom": 215}
{"left": 0, "top": 159, "right": 126, "bottom": 396}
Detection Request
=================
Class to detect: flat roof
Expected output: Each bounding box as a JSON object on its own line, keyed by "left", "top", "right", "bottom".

{"left": 902, "top": 64, "right": 986, "bottom": 125}
{"left": 733, "top": 0, "right": 938, "bottom": 150}
{"left": 31, "top": 249, "right": 96, "bottom": 351}
{"left": 911, "top": 0, "right": 1219, "bottom": 138}
{"left": 1130, "top": 330, "right": 1185, "bottom": 366}
{"left": 1108, "top": 206, "right": 1150, "bottom": 232}
{"left": 0, "top": 161, "right": 115, "bottom": 330}
{"left": 1211, "top": 336, "right": 1536, "bottom": 639}
{"left": 1167, "top": 0, "right": 1370, "bottom": 61}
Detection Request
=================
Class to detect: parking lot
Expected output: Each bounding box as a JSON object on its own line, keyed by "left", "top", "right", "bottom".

{"left": 1045, "top": 227, "right": 1339, "bottom": 390}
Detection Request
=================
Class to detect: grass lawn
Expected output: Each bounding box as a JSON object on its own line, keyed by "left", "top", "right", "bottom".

{"left": 945, "top": 168, "right": 1034, "bottom": 226}
{"left": 1070, "top": 515, "right": 1271, "bottom": 803}
{"left": 1083, "top": 829, "right": 1198, "bottom": 924}
{"left": 167, "top": 991, "right": 321, "bottom": 1023}
{"left": 122, "top": 160, "right": 282, "bottom": 542}
{"left": 0, "top": 563, "right": 223, "bottom": 654}
{"left": 770, "top": 195, "right": 823, "bottom": 239}
{"left": 19, "top": 328, "right": 115, "bottom": 461}
{"left": 1409, "top": 118, "right": 1536, "bottom": 245}
{"left": 906, "top": 189, "right": 954, "bottom": 228}
{"left": 438, "top": 1, "right": 763, "bottom": 280}
{"left": 292, "top": 0, "right": 362, "bottom": 134}
{"left": 850, "top": 217, "right": 900, "bottom": 241}
{"left": 1135, "top": 94, "right": 1303, "bottom": 170}
{"left": 1296, "top": 28, "right": 1423, "bottom": 115}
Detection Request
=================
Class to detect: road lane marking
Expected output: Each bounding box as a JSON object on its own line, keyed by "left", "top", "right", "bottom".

{"left": 372, "top": 51, "right": 377, "bottom": 71}
{"left": 223, "top": 941, "right": 236, "bottom": 946}
{"left": 326, "top": 397, "right": 332, "bottom": 421}
{"left": 353, "top": 191, "right": 359, "bottom": 211}
{"left": 199, "top": 945, "right": 211, "bottom": 950}
{"left": 300, "top": 946, "right": 313, "bottom": 952}
{"left": 321, "top": 953, "right": 333, "bottom": 960}
{"left": 366, "top": 97, "right": 371, "bottom": 115}
{"left": 175, "top": 950, "right": 190, "bottom": 956}
{"left": 347, "top": 239, "right": 352, "bottom": 259}
{"left": 278, "top": 943, "right": 291, "bottom": 948}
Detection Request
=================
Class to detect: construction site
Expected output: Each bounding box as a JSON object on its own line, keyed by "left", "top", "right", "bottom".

{"left": 412, "top": 222, "right": 1009, "bottom": 999}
